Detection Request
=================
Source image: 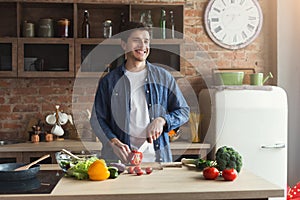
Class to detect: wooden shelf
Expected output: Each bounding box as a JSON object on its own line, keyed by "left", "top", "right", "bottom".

{"left": 0, "top": 1, "right": 184, "bottom": 78}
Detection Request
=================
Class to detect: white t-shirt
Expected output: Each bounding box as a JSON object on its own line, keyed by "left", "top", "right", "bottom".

{"left": 125, "top": 68, "right": 155, "bottom": 162}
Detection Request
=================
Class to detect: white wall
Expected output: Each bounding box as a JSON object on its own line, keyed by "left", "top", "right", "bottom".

{"left": 277, "top": 0, "right": 300, "bottom": 186}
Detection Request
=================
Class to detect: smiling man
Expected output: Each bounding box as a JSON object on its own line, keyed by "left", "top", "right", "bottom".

{"left": 93, "top": 22, "right": 190, "bottom": 163}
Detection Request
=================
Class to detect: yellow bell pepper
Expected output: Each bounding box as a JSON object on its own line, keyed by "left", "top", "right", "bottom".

{"left": 88, "top": 159, "right": 110, "bottom": 181}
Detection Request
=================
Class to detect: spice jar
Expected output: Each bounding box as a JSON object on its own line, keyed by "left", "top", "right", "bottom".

{"left": 103, "top": 20, "right": 112, "bottom": 38}
{"left": 57, "top": 18, "right": 70, "bottom": 38}
{"left": 38, "top": 18, "right": 54, "bottom": 37}
{"left": 45, "top": 133, "right": 53, "bottom": 142}
{"left": 31, "top": 134, "right": 39, "bottom": 143}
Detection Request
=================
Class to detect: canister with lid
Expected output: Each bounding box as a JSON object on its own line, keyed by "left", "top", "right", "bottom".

{"left": 38, "top": 18, "right": 54, "bottom": 37}
{"left": 22, "top": 21, "right": 35, "bottom": 37}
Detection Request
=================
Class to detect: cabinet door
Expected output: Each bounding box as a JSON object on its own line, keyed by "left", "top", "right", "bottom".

{"left": 18, "top": 38, "right": 75, "bottom": 78}
{"left": 0, "top": 38, "right": 17, "bottom": 77}
{"left": 75, "top": 38, "right": 124, "bottom": 77}
{"left": 149, "top": 40, "right": 183, "bottom": 72}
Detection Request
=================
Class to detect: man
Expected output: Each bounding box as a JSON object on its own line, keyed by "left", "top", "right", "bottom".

{"left": 92, "top": 22, "right": 189, "bottom": 163}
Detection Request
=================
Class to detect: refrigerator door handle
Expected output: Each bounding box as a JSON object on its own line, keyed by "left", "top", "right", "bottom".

{"left": 261, "top": 143, "right": 286, "bottom": 149}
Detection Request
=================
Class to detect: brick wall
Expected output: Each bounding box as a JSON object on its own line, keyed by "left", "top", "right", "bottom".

{"left": 0, "top": 0, "right": 275, "bottom": 141}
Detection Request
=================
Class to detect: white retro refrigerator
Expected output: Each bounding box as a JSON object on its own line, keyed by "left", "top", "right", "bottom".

{"left": 199, "top": 86, "right": 287, "bottom": 200}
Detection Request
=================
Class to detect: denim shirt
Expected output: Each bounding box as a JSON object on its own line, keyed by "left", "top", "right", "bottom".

{"left": 92, "top": 61, "right": 190, "bottom": 162}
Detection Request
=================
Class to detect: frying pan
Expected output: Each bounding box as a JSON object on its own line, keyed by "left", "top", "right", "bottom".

{"left": 0, "top": 163, "right": 40, "bottom": 181}
{"left": 0, "top": 177, "right": 40, "bottom": 193}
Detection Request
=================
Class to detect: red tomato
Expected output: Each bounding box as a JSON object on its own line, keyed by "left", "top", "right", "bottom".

{"left": 136, "top": 170, "right": 144, "bottom": 176}
{"left": 145, "top": 167, "right": 153, "bottom": 174}
{"left": 136, "top": 169, "right": 144, "bottom": 176}
{"left": 222, "top": 168, "right": 238, "bottom": 181}
{"left": 128, "top": 166, "right": 135, "bottom": 174}
{"left": 134, "top": 166, "right": 141, "bottom": 172}
{"left": 203, "top": 167, "right": 219, "bottom": 180}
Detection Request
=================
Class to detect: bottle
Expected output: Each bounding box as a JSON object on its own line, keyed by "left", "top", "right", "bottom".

{"left": 170, "top": 10, "right": 175, "bottom": 39}
{"left": 103, "top": 20, "right": 112, "bottom": 38}
{"left": 160, "top": 9, "right": 166, "bottom": 39}
{"left": 145, "top": 10, "right": 153, "bottom": 39}
{"left": 82, "top": 10, "right": 90, "bottom": 38}
{"left": 119, "top": 12, "right": 126, "bottom": 33}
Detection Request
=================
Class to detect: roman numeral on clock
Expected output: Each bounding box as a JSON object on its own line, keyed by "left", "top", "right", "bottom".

{"left": 222, "top": 0, "right": 226, "bottom": 6}
{"left": 211, "top": 18, "right": 219, "bottom": 22}
{"left": 247, "top": 24, "right": 255, "bottom": 31}
{"left": 248, "top": 16, "right": 257, "bottom": 20}
{"left": 242, "top": 31, "right": 247, "bottom": 39}
{"left": 214, "top": 26, "right": 222, "bottom": 33}
{"left": 213, "top": 7, "right": 221, "bottom": 13}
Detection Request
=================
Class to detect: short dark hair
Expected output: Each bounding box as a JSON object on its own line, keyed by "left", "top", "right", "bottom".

{"left": 120, "top": 21, "right": 149, "bottom": 42}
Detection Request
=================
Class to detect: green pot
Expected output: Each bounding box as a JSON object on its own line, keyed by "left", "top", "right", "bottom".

{"left": 214, "top": 72, "right": 245, "bottom": 85}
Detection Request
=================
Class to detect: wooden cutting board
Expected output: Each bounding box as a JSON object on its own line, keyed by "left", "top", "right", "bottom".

{"left": 139, "top": 162, "right": 182, "bottom": 170}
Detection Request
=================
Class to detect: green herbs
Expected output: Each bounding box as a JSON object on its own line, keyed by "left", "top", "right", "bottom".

{"left": 181, "top": 158, "right": 215, "bottom": 171}
{"left": 66, "top": 156, "right": 98, "bottom": 180}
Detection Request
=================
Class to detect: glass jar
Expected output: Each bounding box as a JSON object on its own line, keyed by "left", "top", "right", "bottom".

{"left": 22, "top": 21, "right": 35, "bottom": 37}
{"left": 57, "top": 18, "right": 70, "bottom": 37}
{"left": 103, "top": 20, "right": 112, "bottom": 38}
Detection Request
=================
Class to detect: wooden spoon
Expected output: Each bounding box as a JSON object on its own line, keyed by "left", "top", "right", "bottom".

{"left": 14, "top": 154, "right": 50, "bottom": 171}
{"left": 61, "top": 149, "right": 81, "bottom": 160}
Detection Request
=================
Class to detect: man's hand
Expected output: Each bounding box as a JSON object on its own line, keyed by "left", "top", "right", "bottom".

{"left": 110, "top": 138, "right": 131, "bottom": 163}
{"left": 146, "top": 117, "right": 166, "bottom": 143}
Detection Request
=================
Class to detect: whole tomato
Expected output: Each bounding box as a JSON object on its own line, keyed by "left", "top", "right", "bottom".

{"left": 145, "top": 167, "right": 153, "bottom": 174}
{"left": 222, "top": 168, "right": 238, "bottom": 181}
{"left": 203, "top": 167, "right": 219, "bottom": 180}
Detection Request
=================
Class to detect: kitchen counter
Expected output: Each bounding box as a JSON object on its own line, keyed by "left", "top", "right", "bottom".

{"left": 0, "top": 139, "right": 210, "bottom": 163}
{"left": 0, "top": 164, "right": 283, "bottom": 200}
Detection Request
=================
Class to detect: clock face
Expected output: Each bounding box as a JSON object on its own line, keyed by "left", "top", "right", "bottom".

{"left": 204, "top": 0, "right": 263, "bottom": 50}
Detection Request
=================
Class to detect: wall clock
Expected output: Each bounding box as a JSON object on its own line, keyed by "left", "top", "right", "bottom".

{"left": 204, "top": 0, "right": 263, "bottom": 50}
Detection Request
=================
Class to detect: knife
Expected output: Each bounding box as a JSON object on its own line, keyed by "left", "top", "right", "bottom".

{"left": 137, "top": 141, "right": 149, "bottom": 153}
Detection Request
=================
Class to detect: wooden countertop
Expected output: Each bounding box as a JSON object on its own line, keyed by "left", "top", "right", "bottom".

{"left": 0, "top": 139, "right": 101, "bottom": 152}
{"left": 0, "top": 164, "right": 284, "bottom": 200}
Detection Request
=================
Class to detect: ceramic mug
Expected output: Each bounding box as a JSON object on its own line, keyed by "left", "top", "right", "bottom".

{"left": 58, "top": 112, "right": 68, "bottom": 125}
{"left": 51, "top": 124, "right": 64, "bottom": 136}
{"left": 46, "top": 114, "right": 56, "bottom": 125}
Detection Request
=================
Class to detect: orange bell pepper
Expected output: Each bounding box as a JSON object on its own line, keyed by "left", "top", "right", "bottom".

{"left": 88, "top": 159, "right": 110, "bottom": 181}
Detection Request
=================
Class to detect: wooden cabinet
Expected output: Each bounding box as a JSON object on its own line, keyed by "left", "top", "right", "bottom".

{"left": 0, "top": 0, "right": 184, "bottom": 78}
{"left": 0, "top": 38, "right": 17, "bottom": 77}
{"left": 18, "top": 38, "right": 74, "bottom": 77}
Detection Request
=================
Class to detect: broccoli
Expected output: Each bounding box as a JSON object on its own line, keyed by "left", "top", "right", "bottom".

{"left": 215, "top": 146, "right": 242, "bottom": 173}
